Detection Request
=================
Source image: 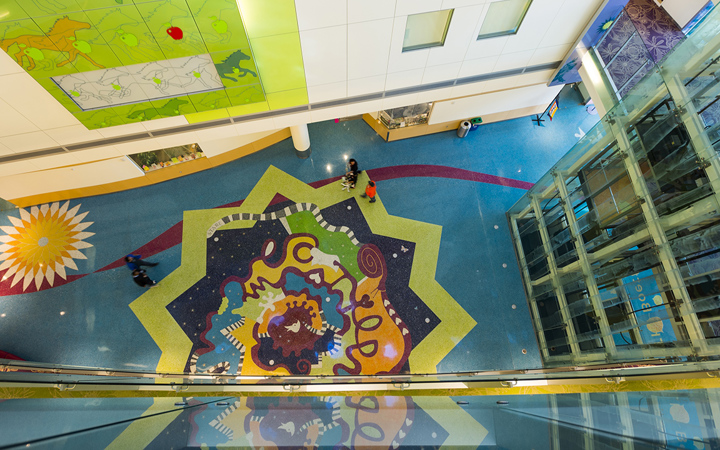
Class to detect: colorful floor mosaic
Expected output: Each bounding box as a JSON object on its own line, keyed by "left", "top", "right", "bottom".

{"left": 132, "top": 166, "right": 474, "bottom": 375}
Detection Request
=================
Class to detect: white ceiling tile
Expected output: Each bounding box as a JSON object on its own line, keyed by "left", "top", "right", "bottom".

{"left": 422, "top": 63, "right": 461, "bottom": 84}
{"left": 348, "top": 0, "right": 397, "bottom": 23}
{"left": 113, "top": 139, "right": 160, "bottom": 155}
{"left": 450, "top": 80, "right": 486, "bottom": 97}
{"left": 148, "top": 132, "right": 200, "bottom": 149}
{"left": 382, "top": 93, "right": 420, "bottom": 110}
{"left": 233, "top": 119, "right": 277, "bottom": 136}
{"left": 426, "top": 5, "right": 484, "bottom": 66}
{"left": 273, "top": 111, "right": 313, "bottom": 128}
{"left": 309, "top": 105, "right": 348, "bottom": 122}
{"left": 465, "top": 35, "right": 508, "bottom": 60}
{"left": 300, "top": 26, "right": 347, "bottom": 86}
{"left": 44, "top": 125, "right": 104, "bottom": 146}
{"left": 396, "top": 0, "right": 443, "bottom": 16}
{"left": 458, "top": 55, "right": 499, "bottom": 78}
{"left": 502, "top": 0, "right": 563, "bottom": 54}
{"left": 0, "top": 97, "right": 39, "bottom": 137}
{"left": 539, "top": 0, "right": 604, "bottom": 48}
{"left": 142, "top": 115, "right": 189, "bottom": 132}
{"left": 296, "top": 0, "right": 347, "bottom": 30}
{"left": 529, "top": 44, "right": 570, "bottom": 67}
{"left": 442, "top": 0, "right": 489, "bottom": 7}
{"left": 387, "top": 17, "right": 430, "bottom": 73}
{"left": 494, "top": 50, "right": 535, "bottom": 72}
{"left": 345, "top": 99, "right": 384, "bottom": 115}
{"left": 348, "top": 19, "right": 394, "bottom": 79}
{"left": 386, "top": 69, "right": 424, "bottom": 90}
{"left": 482, "top": 71, "right": 550, "bottom": 92}
{"left": 348, "top": 75, "right": 386, "bottom": 96}
{"left": 0, "top": 142, "right": 13, "bottom": 156}
{"left": 0, "top": 73, "right": 77, "bottom": 130}
{"left": 416, "top": 86, "right": 455, "bottom": 103}
{"left": 195, "top": 124, "right": 239, "bottom": 143}
{"left": 97, "top": 123, "right": 149, "bottom": 138}
{"left": 27, "top": 152, "right": 82, "bottom": 171}
{"left": 0, "top": 160, "right": 41, "bottom": 178}
{"left": 0, "top": 131, "right": 58, "bottom": 153}
{"left": 70, "top": 146, "right": 123, "bottom": 164}
{"left": 308, "top": 82, "right": 348, "bottom": 103}
{"left": 0, "top": 50, "right": 26, "bottom": 76}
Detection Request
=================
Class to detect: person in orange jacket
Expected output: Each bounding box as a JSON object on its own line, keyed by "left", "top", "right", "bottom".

{"left": 360, "top": 180, "right": 376, "bottom": 203}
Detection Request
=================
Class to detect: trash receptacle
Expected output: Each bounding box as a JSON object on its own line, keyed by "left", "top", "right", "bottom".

{"left": 457, "top": 120, "right": 471, "bottom": 138}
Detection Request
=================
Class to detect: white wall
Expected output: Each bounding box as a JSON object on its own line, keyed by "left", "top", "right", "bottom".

{"left": 429, "top": 81, "right": 562, "bottom": 124}
{"left": 659, "top": 0, "right": 710, "bottom": 27}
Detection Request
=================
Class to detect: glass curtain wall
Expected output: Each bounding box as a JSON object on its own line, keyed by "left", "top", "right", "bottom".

{"left": 508, "top": 4, "right": 720, "bottom": 368}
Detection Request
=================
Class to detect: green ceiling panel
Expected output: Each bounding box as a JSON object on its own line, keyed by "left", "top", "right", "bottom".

{"left": 0, "top": 18, "right": 79, "bottom": 78}
{"left": 2, "top": 0, "right": 311, "bottom": 129}
{"left": 134, "top": 0, "right": 208, "bottom": 60}
{"left": 0, "top": 1, "right": 31, "bottom": 22}
{"left": 225, "top": 84, "right": 264, "bottom": 106}
{"left": 73, "top": 108, "right": 124, "bottom": 129}
{"left": 236, "top": 0, "right": 298, "bottom": 39}
{"left": 266, "top": 88, "right": 308, "bottom": 110}
{"left": 32, "top": 12, "right": 124, "bottom": 72}
{"left": 211, "top": 48, "right": 259, "bottom": 88}
{"left": 84, "top": 5, "right": 166, "bottom": 66}
{"left": 185, "top": 108, "right": 229, "bottom": 123}
{"left": 186, "top": 0, "right": 249, "bottom": 53}
{"left": 188, "top": 90, "right": 232, "bottom": 112}
{"left": 250, "top": 33, "right": 306, "bottom": 94}
{"left": 17, "top": 0, "right": 83, "bottom": 18}
{"left": 150, "top": 95, "right": 196, "bottom": 117}
{"left": 226, "top": 100, "right": 268, "bottom": 117}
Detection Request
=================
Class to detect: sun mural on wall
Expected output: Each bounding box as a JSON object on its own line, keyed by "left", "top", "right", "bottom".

{"left": 131, "top": 167, "right": 476, "bottom": 376}
{"left": 0, "top": 201, "right": 94, "bottom": 292}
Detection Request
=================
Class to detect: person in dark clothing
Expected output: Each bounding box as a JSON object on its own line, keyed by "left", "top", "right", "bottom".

{"left": 341, "top": 158, "right": 360, "bottom": 190}
{"left": 132, "top": 269, "right": 157, "bottom": 288}
{"left": 125, "top": 254, "right": 158, "bottom": 271}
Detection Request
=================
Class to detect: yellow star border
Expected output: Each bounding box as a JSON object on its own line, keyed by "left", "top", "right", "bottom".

{"left": 130, "top": 166, "right": 476, "bottom": 375}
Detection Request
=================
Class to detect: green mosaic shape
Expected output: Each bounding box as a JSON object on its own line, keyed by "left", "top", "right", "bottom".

{"left": 84, "top": 5, "right": 167, "bottom": 66}
{"left": 187, "top": 90, "right": 232, "bottom": 112}
{"left": 0, "top": 19, "right": 78, "bottom": 78}
{"left": 210, "top": 48, "right": 259, "bottom": 88}
{"left": 149, "top": 95, "right": 196, "bottom": 117}
{"left": 185, "top": 108, "right": 229, "bottom": 123}
{"left": 0, "top": 1, "right": 31, "bottom": 22}
{"left": 16, "top": 0, "right": 82, "bottom": 17}
{"left": 186, "top": 0, "right": 250, "bottom": 53}
{"left": 225, "top": 84, "right": 264, "bottom": 106}
{"left": 112, "top": 100, "right": 159, "bottom": 123}
{"left": 73, "top": 108, "right": 124, "bottom": 129}
{"left": 32, "top": 12, "right": 123, "bottom": 72}
{"left": 134, "top": 0, "right": 207, "bottom": 60}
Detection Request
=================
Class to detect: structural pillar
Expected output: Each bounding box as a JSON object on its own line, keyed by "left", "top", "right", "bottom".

{"left": 290, "top": 124, "right": 311, "bottom": 159}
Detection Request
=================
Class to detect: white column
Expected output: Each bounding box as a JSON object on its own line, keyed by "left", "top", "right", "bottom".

{"left": 578, "top": 51, "right": 617, "bottom": 117}
{"left": 290, "top": 124, "right": 311, "bottom": 159}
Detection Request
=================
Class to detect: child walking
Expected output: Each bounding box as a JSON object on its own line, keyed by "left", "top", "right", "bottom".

{"left": 360, "top": 180, "right": 376, "bottom": 203}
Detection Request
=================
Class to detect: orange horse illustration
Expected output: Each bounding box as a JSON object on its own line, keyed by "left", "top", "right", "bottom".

{"left": 0, "top": 16, "right": 104, "bottom": 71}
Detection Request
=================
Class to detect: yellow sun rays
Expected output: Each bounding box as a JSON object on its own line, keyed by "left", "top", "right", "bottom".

{"left": 0, "top": 201, "right": 94, "bottom": 291}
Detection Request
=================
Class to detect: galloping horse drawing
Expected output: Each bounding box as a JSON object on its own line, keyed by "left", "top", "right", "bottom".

{"left": 0, "top": 16, "right": 104, "bottom": 71}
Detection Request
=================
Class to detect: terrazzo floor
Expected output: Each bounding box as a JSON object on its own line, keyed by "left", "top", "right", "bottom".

{"left": 0, "top": 86, "right": 599, "bottom": 375}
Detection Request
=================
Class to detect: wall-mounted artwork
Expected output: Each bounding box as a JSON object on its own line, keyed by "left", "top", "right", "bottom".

{"left": 0, "top": 0, "right": 273, "bottom": 129}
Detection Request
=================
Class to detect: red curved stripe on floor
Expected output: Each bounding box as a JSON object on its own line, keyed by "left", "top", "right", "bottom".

{"left": 95, "top": 165, "right": 532, "bottom": 273}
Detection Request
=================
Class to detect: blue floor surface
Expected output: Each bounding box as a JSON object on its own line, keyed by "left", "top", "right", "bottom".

{"left": 0, "top": 86, "right": 599, "bottom": 373}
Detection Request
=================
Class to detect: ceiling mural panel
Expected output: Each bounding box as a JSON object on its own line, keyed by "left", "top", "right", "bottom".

{"left": 0, "top": 0, "right": 297, "bottom": 130}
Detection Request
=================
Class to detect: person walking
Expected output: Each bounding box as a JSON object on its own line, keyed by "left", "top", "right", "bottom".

{"left": 360, "top": 180, "right": 377, "bottom": 203}
{"left": 125, "top": 254, "right": 158, "bottom": 271}
{"left": 132, "top": 268, "right": 157, "bottom": 288}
